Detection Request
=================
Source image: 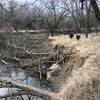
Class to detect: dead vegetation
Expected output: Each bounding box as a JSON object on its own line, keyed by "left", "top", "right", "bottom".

{"left": 0, "top": 33, "right": 100, "bottom": 100}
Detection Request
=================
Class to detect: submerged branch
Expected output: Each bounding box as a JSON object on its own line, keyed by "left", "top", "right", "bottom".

{"left": 0, "top": 91, "right": 29, "bottom": 99}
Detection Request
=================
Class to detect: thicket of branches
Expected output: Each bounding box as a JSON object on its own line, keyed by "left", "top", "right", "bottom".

{"left": 0, "top": 0, "right": 100, "bottom": 36}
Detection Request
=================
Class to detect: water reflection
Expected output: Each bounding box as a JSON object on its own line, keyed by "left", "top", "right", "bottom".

{"left": 0, "top": 64, "right": 44, "bottom": 100}
{"left": 0, "top": 64, "right": 40, "bottom": 84}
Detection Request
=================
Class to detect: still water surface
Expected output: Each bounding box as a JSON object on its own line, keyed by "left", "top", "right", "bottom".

{"left": 0, "top": 64, "right": 44, "bottom": 100}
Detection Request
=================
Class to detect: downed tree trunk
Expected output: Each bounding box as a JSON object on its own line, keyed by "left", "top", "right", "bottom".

{"left": 0, "top": 79, "right": 59, "bottom": 100}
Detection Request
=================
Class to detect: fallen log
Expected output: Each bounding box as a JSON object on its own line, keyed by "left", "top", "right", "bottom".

{"left": 0, "top": 79, "right": 59, "bottom": 100}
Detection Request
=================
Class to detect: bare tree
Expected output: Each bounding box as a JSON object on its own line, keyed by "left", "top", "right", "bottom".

{"left": 80, "top": 0, "right": 100, "bottom": 24}
{"left": 38, "top": 0, "right": 66, "bottom": 36}
{"left": 90, "top": 0, "right": 100, "bottom": 24}
{"left": 62, "top": 0, "right": 82, "bottom": 33}
{"left": 7, "top": 0, "right": 18, "bottom": 31}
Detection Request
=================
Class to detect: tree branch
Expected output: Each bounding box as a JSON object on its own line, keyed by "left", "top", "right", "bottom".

{"left": 0, "top": 78, "right": 59, "bottom": 100}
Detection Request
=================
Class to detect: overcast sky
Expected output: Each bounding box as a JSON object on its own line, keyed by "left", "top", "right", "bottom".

{"left": 0, "top": 0, "right": 33, "bottom": 4}
{"left": 17, "top": 0, "right": 32, "bottom": 3}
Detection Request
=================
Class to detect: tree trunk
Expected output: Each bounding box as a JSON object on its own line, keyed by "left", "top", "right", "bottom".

{"left": 0, "top": 79, "right": 59, "bottom": 100}
{"left": 90, "top": 0, "right": 100, "bottom": 24}
{"left": 50, "top": 29, "right": 55, "bottom": 36}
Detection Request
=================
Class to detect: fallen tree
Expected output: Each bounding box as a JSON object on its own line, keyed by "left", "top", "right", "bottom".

{"left": 0, "top": 54, "right": 100, "bottom": 100}
{"left": 0, "top": 78, "right": 58, "bottom": 100}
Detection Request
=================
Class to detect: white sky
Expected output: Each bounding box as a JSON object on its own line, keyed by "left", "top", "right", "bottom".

{"left": 0, "top": 0, "right": 33, "bottom": 4}
{"left": 17, "top": 0, "right": 32, "bottom": 3}
{"left": 0, "top": 0, "right": 41, "bottom": 7}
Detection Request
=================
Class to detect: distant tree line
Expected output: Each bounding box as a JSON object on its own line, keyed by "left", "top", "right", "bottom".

{"left": 0, "top": 0, "right": 100, "bottom": 37}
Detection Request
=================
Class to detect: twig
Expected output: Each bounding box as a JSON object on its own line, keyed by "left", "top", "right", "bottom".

{"left": 38, "top": 60, "right": 42, "bottom": 80}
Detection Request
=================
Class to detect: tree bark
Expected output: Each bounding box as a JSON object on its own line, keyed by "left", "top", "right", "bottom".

{"left": 0, "top": 79, "right": 59, "bottom": 100}
{"left": 90, "top": 0, "right": 100, "bottom": 24}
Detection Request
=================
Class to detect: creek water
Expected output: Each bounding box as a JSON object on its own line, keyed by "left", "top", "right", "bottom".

{"left": 0, "top": 63, "right": 46, "bottom": 100}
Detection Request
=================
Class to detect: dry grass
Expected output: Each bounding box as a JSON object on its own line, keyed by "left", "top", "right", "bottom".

{"left": 49, "top": 34, "right": 100, "bottom": 57}
{"left": 59, "top": 55, "right": 100, "bottom": 100}
{"left": 48, "top": 34, "right": 100, "bottom": 100}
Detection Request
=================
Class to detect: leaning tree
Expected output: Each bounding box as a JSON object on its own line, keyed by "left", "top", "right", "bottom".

{"left": 80, "top": 0, "right": 100, "bottom": 23}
